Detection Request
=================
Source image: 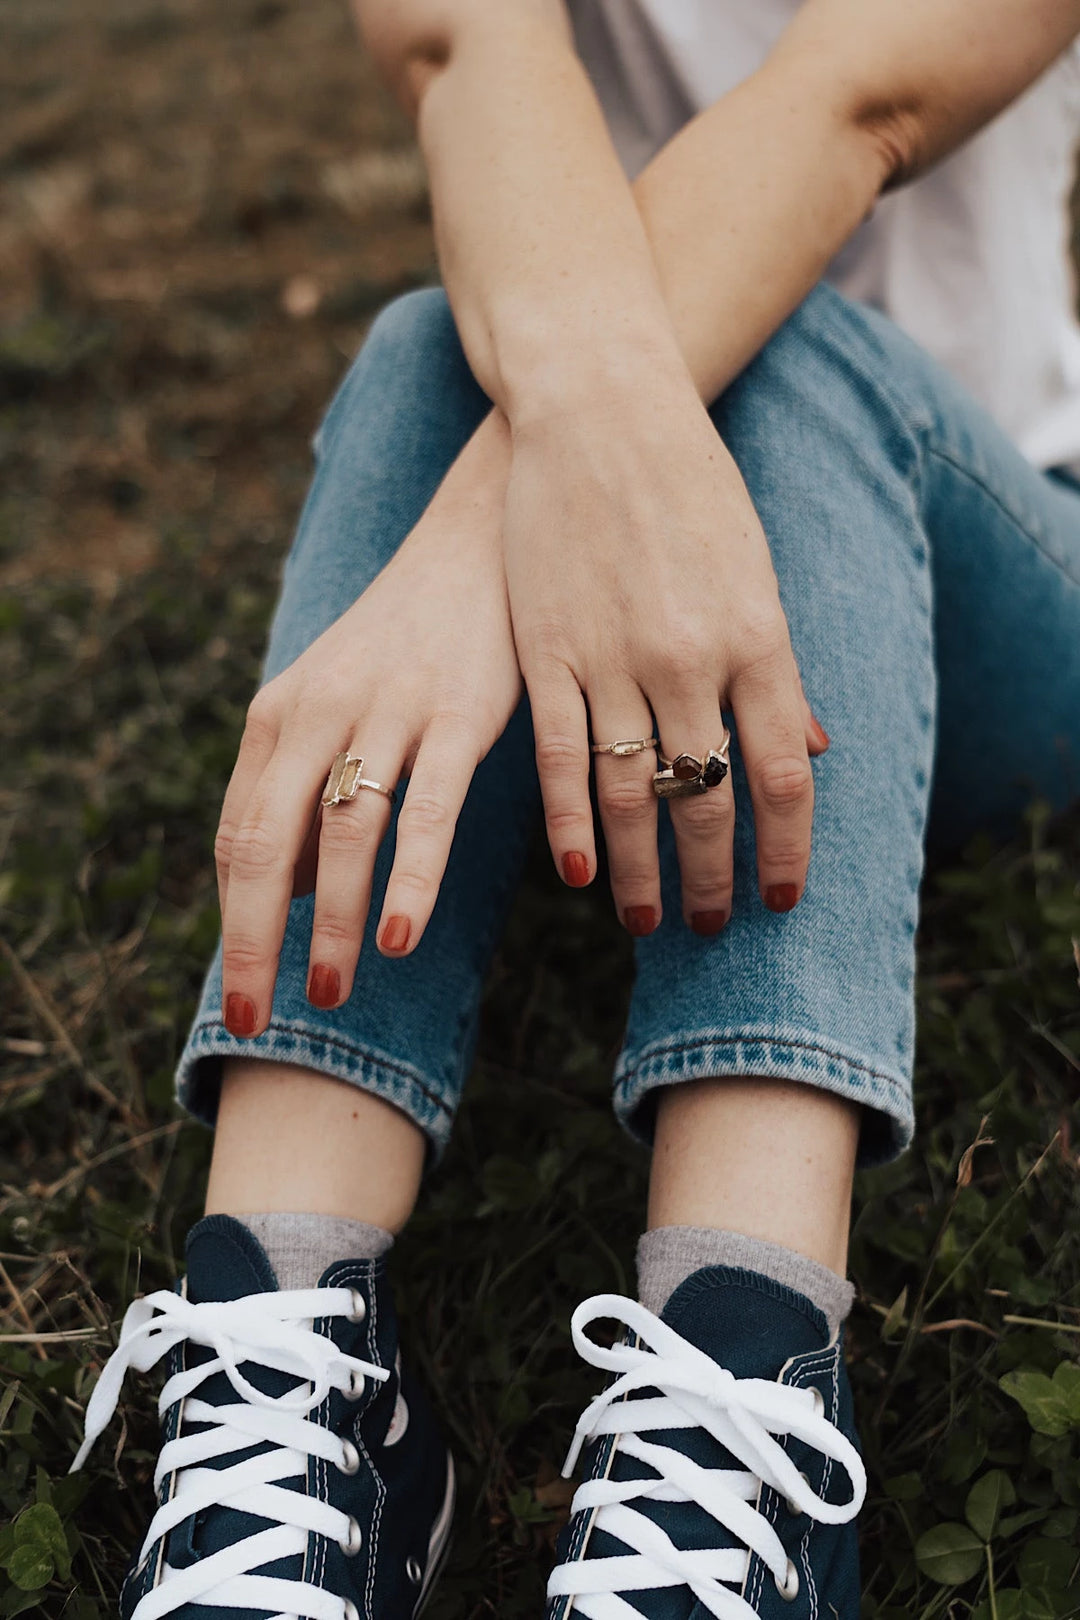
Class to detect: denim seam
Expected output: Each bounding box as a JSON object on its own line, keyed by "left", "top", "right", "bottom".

{"left": 921, "top": 440, "right": 1080, "bottom": 590}
{"left": 615, "top": 1031, "right": 909, "bottom": 1103}
{"left": 810, "top": 282, "right": 936, "bottom": 452}
{"left": 183, "top": 1021, "right": 453, "bottom": 1121}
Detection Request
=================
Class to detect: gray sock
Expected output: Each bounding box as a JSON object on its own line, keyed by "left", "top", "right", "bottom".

{"left": 637, "top": 1226, "right": 854, "bottom": 1339}
{"left": 239, "top": 1212, "right": 394, "bottom": 1291}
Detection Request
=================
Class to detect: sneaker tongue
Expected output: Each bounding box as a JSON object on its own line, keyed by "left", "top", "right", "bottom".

{"left": 659, "top": 1263, "right": 830, "bottom": 1376}
{"left": 184, "top": 1215, "right": 280, "bottom": 1304}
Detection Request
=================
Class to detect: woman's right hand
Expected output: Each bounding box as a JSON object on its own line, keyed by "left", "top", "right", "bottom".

{"left": 213, "top": 412, "right": 521, "bottom": 1038}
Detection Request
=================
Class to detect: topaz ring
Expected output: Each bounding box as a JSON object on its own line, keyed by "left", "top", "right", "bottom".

{"left": 321, "top": 750, "right": 397, "bottom": 808}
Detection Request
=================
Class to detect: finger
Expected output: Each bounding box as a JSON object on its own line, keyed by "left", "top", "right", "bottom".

{"left": 792, "top": 655, "right": 830, "bottom": 756}
{"left": 591, "top": 690, "right": 662, "bottom": 936}
{"left": 528, "top": 660, "right": 597, "bottom": 889}
{"left": 215, "top": 686, "right": 282, "bottom": 911}
{"left": 220, "top": 730, "right": 336, "bottom": 1036}
{"left": 374, "top": 721, "right": 482, "bottom": 958}
{"left": 655, "top": 698, "right": 735, "bottom": 937}
{"left": 305, "top": 731, "right": 406, "bottom": 1009}
{"left": 292, "top": 812, "right": 321, "bottom": 899}
{"left": 729, "top": 652, "right": 815, "bottom": 912}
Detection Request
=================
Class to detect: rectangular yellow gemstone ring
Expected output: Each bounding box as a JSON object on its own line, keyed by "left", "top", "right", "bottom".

{"left": 321, "top": 750, "right": 364, "bottom": 807}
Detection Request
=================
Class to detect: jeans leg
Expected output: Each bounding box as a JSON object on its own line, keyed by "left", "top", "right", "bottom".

{"left": 614, "top": 279, "right": 1080, "bottom": 1166}
{"left": 176, "top": 289, "right": 542, "bottom": 1155}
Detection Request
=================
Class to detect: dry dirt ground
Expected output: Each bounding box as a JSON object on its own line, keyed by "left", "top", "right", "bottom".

{"left": 1, "top": 0, "right": 433, "bottom": 588}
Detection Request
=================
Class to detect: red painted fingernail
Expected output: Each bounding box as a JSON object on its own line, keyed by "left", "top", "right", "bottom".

{"left": 224, "top": 992, "right": 257, "bottom": 1037}
{"left": 624, "top": 905, "right": 658, "bottom": 937}
{"left": 765, "top": 883, "right": 799, "bottom": 913}
{"left": 307, "top": 963, "right": 340, "bottom": 1009}
{"left": 810, "top": 717, "right": 831, "bottom": 750}
{"left": 562, "top": 851, "right": 590, "bottom": 887}
{"left": 380, "top": 914, "right": 411, "bottom": 953}
{"left": 691, "top": 909, "right": 728, "bottom": 936}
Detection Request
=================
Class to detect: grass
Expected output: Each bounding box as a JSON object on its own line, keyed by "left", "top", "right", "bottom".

{"left": 1, "top": 539, "right": 1079, "bottom": 1620}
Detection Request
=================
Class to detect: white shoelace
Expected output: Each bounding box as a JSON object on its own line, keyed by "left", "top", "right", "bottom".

{"left": 547, "top": 1295, "right": 866, "bottom": 1620}
{"left": 72, "top": 1287, "right": 390, "bottom": 1620}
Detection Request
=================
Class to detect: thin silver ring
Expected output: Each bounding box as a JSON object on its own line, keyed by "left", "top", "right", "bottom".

{"left": 590, "top": 737, "right": 658, "bottom": 757}
{"left": 321, "top": 750, "right": 397, "bottom": 808}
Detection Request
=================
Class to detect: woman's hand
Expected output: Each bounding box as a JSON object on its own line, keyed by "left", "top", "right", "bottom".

{"left": 502, "top": 360, "right": 828, "bottom": 938}
{"left": 213, "top": 414, "right": 521, "bottom": 1038}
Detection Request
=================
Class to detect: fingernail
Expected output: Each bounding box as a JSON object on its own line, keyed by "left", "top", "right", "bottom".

{"left": 224, "top": 992, "right": 257, "bottom": 1037}
{"left": 624, "top": 905, "right": 658, "bottom": 937}
{"left": 380, "top": 914, "right": 411, "bottom": 953}
{"left": 811, "top": 717, "right": 831, "bottom": 750}
{"left": 307, "top": 963, "right": 340, "bottom": 1009}
{"left": 764, "top": 883, "right": 799, "bottom": 913}
{"left": 691, "top": 909, "right": 728, "bottom": 936}
{"left": 562, "top": 851, "right": 590, "bottom": 887}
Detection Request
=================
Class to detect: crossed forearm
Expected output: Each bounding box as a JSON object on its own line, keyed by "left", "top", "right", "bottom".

{"left": 356, "top": 0, "right": 1080, "bottom": 417}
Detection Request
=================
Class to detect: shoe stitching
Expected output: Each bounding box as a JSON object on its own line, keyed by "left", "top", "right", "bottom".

{"left": 361, "top": 1271, "right": 385, "bottom": 1620}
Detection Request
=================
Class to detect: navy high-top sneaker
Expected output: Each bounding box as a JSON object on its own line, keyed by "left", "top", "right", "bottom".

{"left": 72, "top": 1215, "right": 454, "bottom": 1620}
{"left": 547, "top": 1267, "right": 865, "bottom": 1620}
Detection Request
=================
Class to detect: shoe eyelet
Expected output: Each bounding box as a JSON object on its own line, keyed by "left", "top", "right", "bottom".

{"left": 809, "top": 1385, "right": 825, "bottom": 1417}
{"left": 786, "top": 1470, "right": 811, "bottom": 1516}
{"left": 406, "top": 1556, "right": 424, "bottom": 1585}
{"left": 344, "top": 1368, "right": 365, "bottom": 1401}
{"left": 775, "top": 1559, "right": 799, "bottom": 1601}
{"left": 340, "top": 1516, "right": 363, "bottom": 1557}
{"left": 337, "top": 1439, "right": 361, "bottom": 1475}
{"left": 347, "top": 1288, "right": 367, "bottom": 1324}
{"left": 344, "top": 1600, "right": 360, "bottom": 1620}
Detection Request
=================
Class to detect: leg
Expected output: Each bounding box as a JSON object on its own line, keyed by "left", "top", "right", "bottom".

{"left": 78, "top": 295, "right": 541, "bottom": 1620}
{"left": 549, "top": 281, "right": 1080, "bottom": 1620}
{"left": 175, "top": 288, "right": 542, "bottom": 1226}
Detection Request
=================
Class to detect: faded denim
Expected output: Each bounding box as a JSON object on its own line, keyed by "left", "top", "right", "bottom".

{"left": 176, "top": 280, "right": 1080, "bottom": 1165}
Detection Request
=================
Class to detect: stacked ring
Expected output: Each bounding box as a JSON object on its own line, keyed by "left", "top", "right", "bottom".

{"left": 652, "top": 731, "right": 731, "bottom": 799}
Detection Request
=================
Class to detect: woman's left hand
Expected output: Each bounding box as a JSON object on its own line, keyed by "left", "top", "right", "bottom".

{"left": 502, "top": 358, "right": 828, "bottom": 937}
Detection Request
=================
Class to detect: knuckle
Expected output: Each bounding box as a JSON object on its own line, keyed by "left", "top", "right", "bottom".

{"left": 214, "top": 820, "right": 238, "bottom": 868}
{"left": 545, "top": 804, "right": 590, "bottom": 838}
{"left": 535, "top": 733, "right": 586, "bottom": 778}
{"left": 319, "top": 808, "right": 379, "bottom": 855}
{"left": 222, "top": 935, "right": 270, "bottom": 977}
{"left": 756, "top": 756, "right": 813, "bottom": 815}
{"left": 243, "top": 688, "right": 281, "bottom": 745}
{"left": 598, "top": 777, "right": 653, "bottom": 827}
{"left": 398, "top": 791, "right": 450, "bottom": 836}
{"left": 230, "top": 818, "right": 291, "bottom": 882}
{"left": 675, "top": 791, "right": 733, "bottom": 835}
{"left": 311, "top": 912, "right": 358, "bottom": 949}
{"left": 386, "top": 861, "right": 434, "bottom": 898}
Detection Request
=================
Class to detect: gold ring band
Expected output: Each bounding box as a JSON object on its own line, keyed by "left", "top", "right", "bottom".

{"left": 321, "top": 750, "right": 398, "bottom": 808}
{"left": 590, "top": 737, "right": 658, "bottom": 757}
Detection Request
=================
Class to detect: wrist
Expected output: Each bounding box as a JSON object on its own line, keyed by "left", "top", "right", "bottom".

{"left": 493, "top": 300, "right": 693, "bottom": 431}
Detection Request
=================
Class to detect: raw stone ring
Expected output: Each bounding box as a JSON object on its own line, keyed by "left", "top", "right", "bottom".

{"left": 652, "top": 735, "right": 731, "bottom": 800}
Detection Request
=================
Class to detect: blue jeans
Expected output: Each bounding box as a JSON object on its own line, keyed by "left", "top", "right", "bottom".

{"left": 176, "top": 280, "right": 1080, "bottom": 1166}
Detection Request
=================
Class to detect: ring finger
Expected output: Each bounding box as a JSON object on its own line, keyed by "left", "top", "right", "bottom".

{"left": 306, "top": 730, "right": 407, "bottom": 1009}
{"left": 655, "top": 697, "right": 735, "bottom": 937}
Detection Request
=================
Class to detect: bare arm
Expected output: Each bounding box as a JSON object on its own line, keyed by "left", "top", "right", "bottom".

{"left": 355, "top": 0, "right": 1080, "bottom": 409}
{"left": 338, "top": 0, "right": 1080, "bottom": 941}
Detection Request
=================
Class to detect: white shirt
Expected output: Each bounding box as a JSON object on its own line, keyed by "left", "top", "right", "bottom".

{"left": 567, "top": 0, "right": 1080, "bottom": 470}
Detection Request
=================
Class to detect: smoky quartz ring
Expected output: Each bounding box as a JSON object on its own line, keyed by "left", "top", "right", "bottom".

{"left": 652, "top": 731, "right": 731, "bottom": 799}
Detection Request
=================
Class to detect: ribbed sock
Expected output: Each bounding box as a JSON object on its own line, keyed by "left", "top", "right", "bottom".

{"left": 637, "top": 1226, "right": 854, "bottom": 1338}
{"left": 238, "top": 1212, "right": 394, "bottom": 1291}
